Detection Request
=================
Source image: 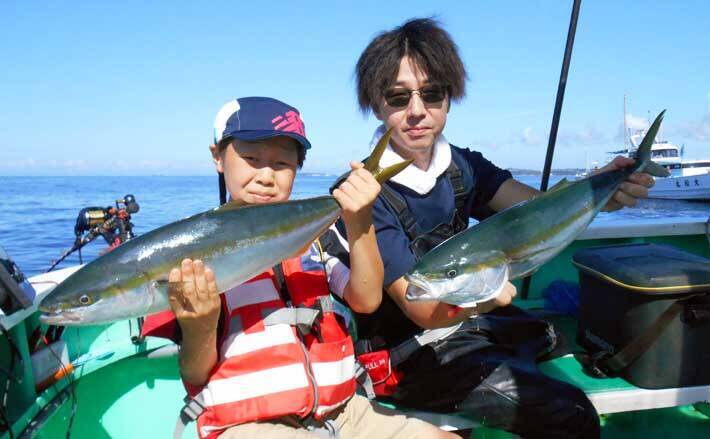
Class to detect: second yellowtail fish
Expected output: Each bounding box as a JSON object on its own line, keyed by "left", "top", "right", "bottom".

{"left": 405, "top": 111, "right": 670, "bottom": 307}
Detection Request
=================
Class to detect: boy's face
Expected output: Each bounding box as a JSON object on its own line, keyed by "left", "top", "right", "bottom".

{"left": 214, "top": 136, "right": 299, "bottom": 206}
{"left": 376, "top": 56, "right": 449, "bottom": 161}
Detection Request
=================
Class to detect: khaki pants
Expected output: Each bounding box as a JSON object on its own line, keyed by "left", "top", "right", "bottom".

{"left": 219, "top": 394, "right": 448, "bottom": 438}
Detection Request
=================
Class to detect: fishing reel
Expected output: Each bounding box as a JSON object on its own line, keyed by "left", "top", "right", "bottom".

{"left": 74, "top": 194, "right": 140, "bottom": 246}
{"left": 47, "top": 195, "right": 140, "bottom": 272}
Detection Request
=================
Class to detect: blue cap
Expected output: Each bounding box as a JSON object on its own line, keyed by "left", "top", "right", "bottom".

{"left": 213, "top": 97, "right": 311, "bottom": 151}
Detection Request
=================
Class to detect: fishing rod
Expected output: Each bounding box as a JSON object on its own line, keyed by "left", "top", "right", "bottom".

{"left": 521, "top": 0, "right": 581, "bottom": 300}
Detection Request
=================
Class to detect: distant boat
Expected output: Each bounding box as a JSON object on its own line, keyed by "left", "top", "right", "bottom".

{"left": 611, "top": 96, "right": 710, "bottom": 201}
{"left": 624, "top": 134, "right": 710, "bottom": 201}
{"left": 574, "top": 150, "right": 599, "bottom": 180}
{"left": 646, "top": 160, "right": 710, "bottom": 200}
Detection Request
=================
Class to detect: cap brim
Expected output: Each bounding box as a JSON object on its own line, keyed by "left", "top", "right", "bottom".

{"left": 230, "top": 130, "right": 311, "bottom": 151}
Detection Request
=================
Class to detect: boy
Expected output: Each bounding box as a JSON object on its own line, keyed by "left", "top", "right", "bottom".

{"left": 325, "top": 18, "right": 655, "bottom": 439}
{"left": 168, "top": 97, "right": 456, "bottom": 438}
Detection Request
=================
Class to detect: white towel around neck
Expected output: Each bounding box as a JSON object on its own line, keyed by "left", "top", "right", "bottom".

{"left": 369, "top": 124, "right": 452, "bottom": 195}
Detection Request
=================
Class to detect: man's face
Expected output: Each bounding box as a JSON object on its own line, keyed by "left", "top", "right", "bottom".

{"left": 215, "top": 136, "right": 299, "bottom": 206}
{"left": 376, "top": 56, "right": 449, "bottom": 163}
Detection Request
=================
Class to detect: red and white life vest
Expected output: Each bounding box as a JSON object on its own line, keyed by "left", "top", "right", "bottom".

{"left": 195, "top": 255, "right": 356, "bottom": 439}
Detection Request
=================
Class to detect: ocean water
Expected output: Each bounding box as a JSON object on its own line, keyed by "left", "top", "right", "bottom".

{"left": 1, "top": 175, "right": 708, "bottom": 277}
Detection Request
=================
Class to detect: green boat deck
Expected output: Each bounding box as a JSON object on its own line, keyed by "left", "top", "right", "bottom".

{"left": 2, "top": 217, "right": 709, "bottom": 438}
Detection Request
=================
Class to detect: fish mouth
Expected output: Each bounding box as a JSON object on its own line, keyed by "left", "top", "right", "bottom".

{"left": 404, "top": 272, "right": 436, "bottom": 301}
{"left": 405, "top": 272, "right": 430, "bottom": 290}
{"left": 38, "top": 308, "right": 84, "bottom": 325}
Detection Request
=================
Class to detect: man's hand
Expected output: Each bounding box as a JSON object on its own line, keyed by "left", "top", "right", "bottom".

{"left": 598, "top": 156, "right": 655, "bottom": 212}
{"left": 332, "top": 161, "right": 381, "bottom": 231}
{"left": 445, "top": 282, "right": 517, "bottom": 318}
{"left": 168, "top": 258, "right": 221, "bottom": 335}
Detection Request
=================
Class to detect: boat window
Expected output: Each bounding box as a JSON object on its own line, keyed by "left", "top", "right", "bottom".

{"left": 651, "top": 149, "right": 678, "bottom": 158}
{"left": 682, "top": 161, "right": 710, "bottom": 169}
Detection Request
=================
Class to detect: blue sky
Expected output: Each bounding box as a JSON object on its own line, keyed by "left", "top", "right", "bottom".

{"left": 1, "top": 1, "right": 708, "bottom": 176}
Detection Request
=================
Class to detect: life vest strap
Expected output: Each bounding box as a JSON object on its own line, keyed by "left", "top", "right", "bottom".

{"left": 389, "top": 322, "right": 463, "bottom": 367}
{"left": 262, "top": 307, "right": 321, "bottom": 334}
{"left": 353, "top": 361, "right": 376, "bottom": 400}
{"left": 174, "top": 394, "right": 207, "bottom": 439}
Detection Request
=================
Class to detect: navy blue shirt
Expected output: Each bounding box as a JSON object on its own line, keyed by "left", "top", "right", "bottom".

{"left": 373, "top": 145, "right": 513, "bottom": 286}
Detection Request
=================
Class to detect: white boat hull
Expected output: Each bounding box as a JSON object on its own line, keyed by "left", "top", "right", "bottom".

{"left": 649, "top": 172, "right": 710, "bottom": 200}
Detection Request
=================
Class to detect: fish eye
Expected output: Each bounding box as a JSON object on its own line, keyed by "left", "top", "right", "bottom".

{"left": 79, "top": 295, "right": 92, "bottom": 305}
{"left": 446, "top": 269, "right": 457, "bottom": 278}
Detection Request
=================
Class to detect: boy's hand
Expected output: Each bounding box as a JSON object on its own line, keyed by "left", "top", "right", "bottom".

{"left": 168, "top": 259, "right": 221, "bottom": 335}
{"left": 598, "top": 156, "right": 655, "bottom": 212}
{"left": 332, "top": 162, "right": 381, "bottom": 229}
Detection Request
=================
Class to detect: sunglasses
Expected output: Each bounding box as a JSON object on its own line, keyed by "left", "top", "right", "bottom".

{"left": 384, "top": 85, "right": 448, "bottom": 108}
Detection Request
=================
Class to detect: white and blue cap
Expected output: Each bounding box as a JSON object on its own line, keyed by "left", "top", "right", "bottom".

{"left": 213, "top": 97, "right": 311, "bottom": 151}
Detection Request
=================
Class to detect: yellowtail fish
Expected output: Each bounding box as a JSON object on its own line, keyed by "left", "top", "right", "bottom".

{"left": 40, "top": 130, "right": 409, "bottom": 325}
{"left": 405, "top": 111, "right": 669, "bottom": 307}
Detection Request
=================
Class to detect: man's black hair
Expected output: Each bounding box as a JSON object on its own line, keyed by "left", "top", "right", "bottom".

{"left": 356, "top": 17, "right": 467, "bottom": 115}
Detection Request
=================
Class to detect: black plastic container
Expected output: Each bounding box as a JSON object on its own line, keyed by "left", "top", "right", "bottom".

{"left": 573, "top": 243, "right": 710, "bottom": 389}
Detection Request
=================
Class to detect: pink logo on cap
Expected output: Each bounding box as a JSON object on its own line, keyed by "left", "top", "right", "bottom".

{"left": 272, "top": 111, "right": 305, "bottom": 137}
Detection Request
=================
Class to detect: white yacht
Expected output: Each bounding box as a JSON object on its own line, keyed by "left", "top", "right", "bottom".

{"left": 624, "top": 134, "right": 710, "bottom": 200}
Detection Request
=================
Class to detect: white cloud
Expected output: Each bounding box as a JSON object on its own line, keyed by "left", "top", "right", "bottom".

{"left": 509, "top": 124, "right": 608, "bottom": 149}
{"left": 558, "top": 126, "right": 608, "bottom": 146}
{"left": 625, "top": 113, "right": 649, "bottom": 131}
{"left": 0, "top": 157, "right": 213, "bottom": 175}
{"left": 2, "top": 158, "right": 88, "bottom": 170}
{"left": 5, "top": 158, "right": 38, "bottom": 168}
{"left": 677, "top": 119, "right": 710, "bottom": 142}
{"left": 515, "top": 126, "right": 543, "bottom": 146}
{"left": 473, "top": 139, "right": 505, "bottom": 151}
{"left": 675, "top": 94, "right": 710, "bottom": 142}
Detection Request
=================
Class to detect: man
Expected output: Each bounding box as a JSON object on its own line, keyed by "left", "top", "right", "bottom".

{"left": 328, "top": 18, "right": 654, "bottom": 439}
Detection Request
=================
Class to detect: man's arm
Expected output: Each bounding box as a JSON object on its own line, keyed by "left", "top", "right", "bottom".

{"left": 385, "top": 277, "right": 516, "bottom": 330}
{"left": 332, "top": 162, "right": 383, "bottom": 314}
{"left": 486, "top": 157, "right": 654, "bottom": 214}
{"left": 486, "top": 178, "right": 540, "bottom": 212}
{"left": 384, "top": 157, "right": 652, "bottom": 330}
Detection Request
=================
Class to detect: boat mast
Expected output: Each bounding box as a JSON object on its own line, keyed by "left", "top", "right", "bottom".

{"left": 539, "top": 0, "right": 582, "bottom": 193}
{"left": 623, "top": 94, "right": 628, "bottom": 153}
{"left": 523, "top": 0, "right": 582, "bottom": 299}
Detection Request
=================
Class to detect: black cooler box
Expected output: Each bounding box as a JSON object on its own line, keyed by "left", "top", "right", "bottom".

{"left": 573, "top": 243, "right": 710, "bottom": 389}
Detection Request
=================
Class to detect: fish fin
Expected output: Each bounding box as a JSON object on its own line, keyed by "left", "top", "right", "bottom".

{"left": 642, "top": 160, "right": 671, "bottom": 178}
{"left": 462, "top": 262, "right": 509, "bottom": 307}
{"left": 548, "top": 178, "right": 571, "bottom": 192}
{"left": 633, "top": 110, "right": 665, "bottom": 169}
{"left": 214, "top": 200, "right": 244, "bottom": 212}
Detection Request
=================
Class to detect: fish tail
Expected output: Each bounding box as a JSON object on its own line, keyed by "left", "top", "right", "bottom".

{"left": 634, "top": 110, "right": 670, "bottom": 177}
{"left": 364, "top": 128, "right": 413, "bottom": 184}
{"left": 363, "top": 128, "right": 391, "bottom": 173}
{"left": 329, "top": 128, "right": 412, "bottom": 195}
